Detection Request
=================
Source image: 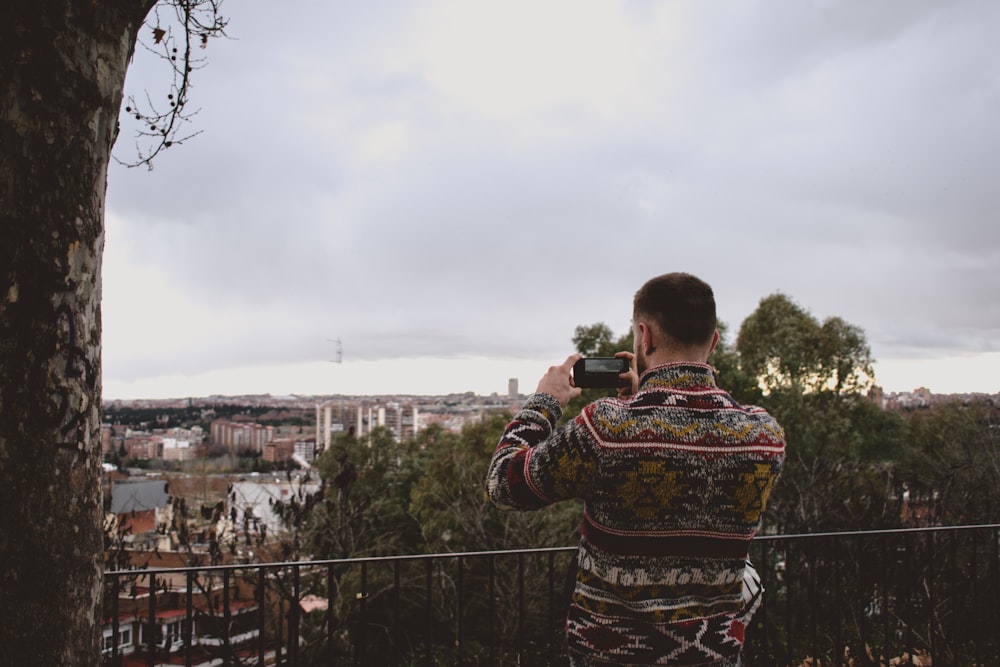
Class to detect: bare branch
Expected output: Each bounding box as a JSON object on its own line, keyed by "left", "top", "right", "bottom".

{"left": 115, "top": 0, "right": 229, "bottom": 169}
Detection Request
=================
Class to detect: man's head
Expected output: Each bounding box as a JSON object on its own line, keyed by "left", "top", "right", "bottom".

{"left": 632, "top": 272, "right": 719, "bottom": 372}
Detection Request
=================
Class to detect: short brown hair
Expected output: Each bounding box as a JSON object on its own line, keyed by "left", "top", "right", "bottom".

{"left": 633, "top": 273, "right": 717, "bottom": 347}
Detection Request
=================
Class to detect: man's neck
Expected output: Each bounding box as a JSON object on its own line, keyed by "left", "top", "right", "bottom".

{"left": 645, "top": 348, "right": 710, "bottom": 368}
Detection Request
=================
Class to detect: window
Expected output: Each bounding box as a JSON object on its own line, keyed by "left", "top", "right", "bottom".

{"left": 165, "top": 620, "right": 182, "bottom": 644}
{"left": 102, "top": 626, "right": 133, "bottom": 654}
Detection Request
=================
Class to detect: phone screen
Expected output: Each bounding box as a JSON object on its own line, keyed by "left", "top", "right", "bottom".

{"left": 584, "top": 358, "right": 626, "bottom": 373}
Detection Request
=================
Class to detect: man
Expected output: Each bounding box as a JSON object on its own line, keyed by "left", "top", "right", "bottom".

{"left": 485, "top": 272, "right": 785, "bottom": 666}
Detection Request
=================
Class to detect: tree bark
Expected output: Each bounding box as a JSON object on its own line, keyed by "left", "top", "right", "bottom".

{"left": 0, "top": 1, "right": 156, "bottom": 664}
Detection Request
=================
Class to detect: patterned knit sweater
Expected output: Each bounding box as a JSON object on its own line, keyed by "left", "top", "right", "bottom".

{"left": 486, "top": 363, "right": 785, "bottom": 666}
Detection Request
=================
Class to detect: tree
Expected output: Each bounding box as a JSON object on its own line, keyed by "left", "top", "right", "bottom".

{"left": 265, "top": 427, "right": 426, "bottom": 663}
{"left": 735, "top": 294, "right": 903, "bottom": 534}
{"left": 736, "top": 293, "right": 875, "bottom": 396}
{"left": 1, "top": 2, "right": 223, "bottom": 663}
{"left": 737, "top": 293, "right": 825, "bottom": 394}
{"left": 409, "top": 414, "right": 581, "bottom": 661}
{"left": 898, "top": 399, "right": 1000, "bottom": 526}
{"left": 564, "top": 322, "right": 633, "bottom": 419}
{"left": 304, "top": 427, "right": 423, "bottom": 561}
{"left": 567, "top": 320, "right": 759, "bottom": 411}
{"left": 817, "top": 316, "right": 875, "bottom": 397}
{"left": 708, "top": 322, "right": 762, "bottom": 406}
{"left": 410, "top": 417, "right": 580, "bottom": 554}
{"left": 571, "top": 322, "right": 619, "bottom": 357}
{"left": 117, "top": 0, "right": 229, "bottom": 167}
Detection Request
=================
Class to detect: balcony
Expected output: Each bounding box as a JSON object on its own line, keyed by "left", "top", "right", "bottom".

{"left": 103, "top": 524, "right": 1000, "bottom": 666}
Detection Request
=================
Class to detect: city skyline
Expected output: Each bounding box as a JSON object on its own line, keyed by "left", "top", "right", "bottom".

{"left": 102, "top": 353, "right": 1000, "bottom": 402}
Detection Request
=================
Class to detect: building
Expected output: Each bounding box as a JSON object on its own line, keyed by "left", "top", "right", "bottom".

{"left": 294, "top": 439, "right": 317, "bottom": 464}
{"left": 210, "top": 420, "right": 273, "bottom": 453}
{"left": 315, "top": 401, "right": 346, "bottom": 453}
{"left": 162, "top": 437, "right": 197, "bottom": 462}
{"left": 124, "top": 434, "right": 162, "bottom": 460}
{"left": 229, "top": 478, "right": 322, "bottom": 537}
{"left": 262, "top": 438, "right": 295, "bottom": 463}
{"left": 382, "top": 402, "right": 420, "bottom": 442}
{"left": 316, "top": 400, "right": 420, "bottom": 444}
{"left": 104, "top": 477, "right": 174, "bottom": 553}
{"left": 102, "top": 563, "right": 259, "bottom": 664}
{"left": 508, "top": 378, "right": 519, "bottom": 399}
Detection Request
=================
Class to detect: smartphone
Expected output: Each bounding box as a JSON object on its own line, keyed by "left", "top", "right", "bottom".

{"left": 573, "top": 357, "right": 630, "bottom": 389}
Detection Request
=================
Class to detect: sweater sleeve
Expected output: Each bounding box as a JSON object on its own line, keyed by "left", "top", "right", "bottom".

{"left": 485, "top": 393, "right": 599, "bottom": 511}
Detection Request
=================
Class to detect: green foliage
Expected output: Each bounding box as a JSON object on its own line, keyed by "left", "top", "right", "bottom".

{"left": 270, "top": 414, "right": 585, "bottom": 663}
{"left": 726, "top": 293, "right": 901, "bottom": 534}
{"left": 304, "top": 426, "right": 423, "bottom": 560}
{"left": 818, "top": 316, "right": 876, "bottom": 395}
{"left": 406, "top": 414, "right": 581, "bottom": 655}
{"left": 571, "top": 322, "right": 619, "bottom": 356}
{"left": 763, "top": 391, "right": 908, "bottom": 533}
{"left": 565, "top": 322, "right": 634, "bottom": 420}
{"left": 736, "top": 293, "right": 874, "bottom": 396}
{"left": 410, "top": 415, "right": 581, "bottom": 553}
{"left": 737, "top": 293, "right": 823, "bottom": 393}
{"left": 895, "top": 400, "right": 1000, "bottom": 525}
{"left": 708, "top": 322, "right": 762, "bottom": 406}
{"left": 572, "top": 322, "right": 634, "bottom": 358}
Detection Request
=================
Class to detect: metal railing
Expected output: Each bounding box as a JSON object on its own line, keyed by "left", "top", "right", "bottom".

{"left": 103, "top": 524, "right": 1000, "bottom": 666}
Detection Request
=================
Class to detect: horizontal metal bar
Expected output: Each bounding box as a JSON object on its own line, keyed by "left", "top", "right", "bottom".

{"left": 106, "top": 525, "right": 1000, "bottom": 578}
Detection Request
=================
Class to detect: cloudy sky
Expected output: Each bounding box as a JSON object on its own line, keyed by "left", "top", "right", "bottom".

{"left": 102, "top": 0, "right": 1000, "bottom": 399}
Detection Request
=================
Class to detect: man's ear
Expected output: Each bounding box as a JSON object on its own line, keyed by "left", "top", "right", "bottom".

{"left": 639, "top": 322, "right": 656, "bottom": 355}
{"left": 707, "top": 329, "right": 720, "bottom": 356}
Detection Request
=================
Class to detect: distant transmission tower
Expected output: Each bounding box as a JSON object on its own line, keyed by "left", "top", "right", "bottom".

{"left": 328, "top": 338, "right": 343, "bottom": 363}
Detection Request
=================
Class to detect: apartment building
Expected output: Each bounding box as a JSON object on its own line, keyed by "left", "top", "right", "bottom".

{"left": 210, "top": 420, "right": 273, "bottom": 453}
{"left": 315, "top": 400, "right": 420, "bottom": 451}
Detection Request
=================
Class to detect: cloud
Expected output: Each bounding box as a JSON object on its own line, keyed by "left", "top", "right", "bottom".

{"left": 103, "top": 0, "right": 1000, "bottom": 397}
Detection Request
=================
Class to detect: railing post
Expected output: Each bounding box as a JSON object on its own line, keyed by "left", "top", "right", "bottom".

{"left": 110, "top": 573, "right": 120, "bottom": 664}
{"left": 327, "top": 562, "right": 336, "bottom": 665}
{"left": 356, "top": 561, "right": 368, "bottom": 666}
{"left": 902, "top": 532, "right": 914, "bottom": 666}
{"left": 972, "top": 532, "right": 981, "bottom": 666}
{"left": 457, "top": 556, "right": 464, "bottom": 665}
{"left": 948, "top": 530, "right": 958, "bottom": 661}
{"left": 784, "top": 543, "right": 794, "bottom": 662}
{"left": 147, "top": 571, "right": 157, "bottom": 667}
{"left": 992, "top": 527, "right": 1000, "bottom": 661}
{"left": 276, "top": 580, "right": 283, "bottom": 666}
{"left": 223, "top": 568, "right": 232, "bottom": 665}
{"left": 517, "top": 552, "right": 525, "bottom": 661}
{"left": 256, "top": 565, "right": 266, "bottom": 666}
{"left": 392, "top": 560, "right": 401, "bottom": 664}
{"left": 993, "top": 528, "right": 1000, "bottom": 662}
{"left": 488, "top": 555, "right": 496, "bottom": 666}
{"left": 547, "top": 551, "right": 555, "bottom": 665}
{"left": 290, "top": 564, "right": 301, "bottom": 666}
{"left": 425, "top": 558, "right": 434, "bottom": 664}
{"left": 808, "top": 537, "right": 817, "bottom": 662}
{"left": 881, "top": 535, "right": 893, "bottom": 662}
{"left": 755, "top": 541, "right": 770, "bottom": 663}
{"left": 833, "top": 536, "right": 842, "bottom": 667}
{"left": 925, "top": 529, "right": 935, "bottom": 660}
{"left": 184, "top": 569, "right": 193, "bottom": 667}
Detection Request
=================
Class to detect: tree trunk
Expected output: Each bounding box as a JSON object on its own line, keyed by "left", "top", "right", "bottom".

{"left": 0, "top": 1, "right": 155, "bottom": 664}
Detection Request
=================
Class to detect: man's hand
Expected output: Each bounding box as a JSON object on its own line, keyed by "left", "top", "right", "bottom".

{"left": 536, "top": 354, "right": 583, "bottom": 406}
{"left": 615, "top": 351, "right": 639, "bottom": 399}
